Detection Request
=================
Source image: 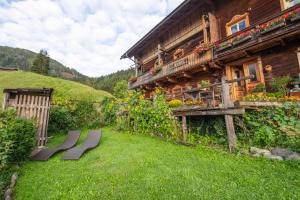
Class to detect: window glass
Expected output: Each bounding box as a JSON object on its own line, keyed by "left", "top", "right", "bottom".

{"left": 248, "top": 63, "right": 258, "bottom": 82}
{"left": 230, "top": 20, "right": 246, "bottom": 34}
{"left": 285, "top": 0, "right": 300, "bottom": 9}
{"left": 231, "top": 24, "right": 238, "bottom": 34}
{"left": 239, "top": 20, "right": 246, "bottom": 31}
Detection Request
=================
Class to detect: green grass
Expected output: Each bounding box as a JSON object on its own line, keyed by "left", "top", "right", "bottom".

{"left": 0, "top": 71, "right": 112, "bottom": 104}
{"left": 15, "top": 128, "right": 300, "bottom": 200}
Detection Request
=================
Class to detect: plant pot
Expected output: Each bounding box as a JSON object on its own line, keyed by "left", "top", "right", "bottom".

{"left": 232, "top": 35, "right": 252, "bottom": 46}
{"left": 260, "top": 21, "right": 285, "bottom": 35}
{"left": 215, "top": 43, "right": 232, "bottom": 52}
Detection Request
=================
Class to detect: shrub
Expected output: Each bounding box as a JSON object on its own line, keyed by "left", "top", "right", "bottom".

{"left": 48, "top": 99, "right": 102, "bottom": 135}
{"left": 250, "top": 83, "right": 265, "bottom": 93}
{"left": 48, "top": 106, "right": 75, "bottom": 134}
{"left": 101, "top": 97, "right": 119, "bottom": 126}
{"left": 0, "top": 109, "right": 36, "bottom": 198}
{"left": 236, "top": 102, "right": 300, "bottom": 151}
{"left": 0, "top": 109, "right": 36, "bottom": 168}
{"left": 270, "top": 76, "right": 291, "bottom": 97}
{"left": 168, "top": 99, "right": 183, "bottom": 108}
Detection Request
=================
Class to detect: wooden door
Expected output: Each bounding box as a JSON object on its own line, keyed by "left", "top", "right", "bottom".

{"left": 232, "top": 67, "right": 246, "bottom": 100}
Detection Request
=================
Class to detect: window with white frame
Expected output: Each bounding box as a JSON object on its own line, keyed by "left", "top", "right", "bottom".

{"left": 226, "top": 13, "right": 250, "bottom": 36}
{"left": 282, "top": 0, "right": 300, "bottom": 9}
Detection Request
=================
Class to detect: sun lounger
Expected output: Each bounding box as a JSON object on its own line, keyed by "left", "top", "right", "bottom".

{"left": 61, "top": 131, "right": 101, "bottom": 160}
{"left": 31, "top": 131, "right": 80, "bottom": 161}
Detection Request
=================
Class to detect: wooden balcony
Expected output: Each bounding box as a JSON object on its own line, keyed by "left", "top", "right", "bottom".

{"left": 214, "top": 5, "right": 300, "bottom": 61}
{"left": 129, "top": 50, "right": 212, "bottom": 89}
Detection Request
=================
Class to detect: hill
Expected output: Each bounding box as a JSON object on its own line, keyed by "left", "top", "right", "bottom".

{"left": 92, "top": 68, "right": 135, "bottom": 93}
{"left": 0, "top": 46, "right": 89, "bottom": 84}
{"left": 0, "top": 71, "right": 112, "bottom": 105}
{"left": 0, "top": 46, "right": 135, "bottom": 93}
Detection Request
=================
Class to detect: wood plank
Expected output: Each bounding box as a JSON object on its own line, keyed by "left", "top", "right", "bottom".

{"left": 182, "top": 116, "right": 187, "bottom": 142}
{"left": 225, "top": 115, "right": 237, "bottom": 152}
{"left": 174, "top": 107, "right": 245, "bottom": 116}
{"left": 236, "top": 101, "right": 285, "bottom": 107}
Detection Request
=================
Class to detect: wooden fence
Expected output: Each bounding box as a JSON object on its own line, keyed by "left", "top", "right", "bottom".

{"left": 2, "top": 88, "right": 53, "bottom": 147}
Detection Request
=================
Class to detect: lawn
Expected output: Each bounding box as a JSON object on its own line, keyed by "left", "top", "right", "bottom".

{"left": 15, "top": 127, "right": 300, "bottom": 200}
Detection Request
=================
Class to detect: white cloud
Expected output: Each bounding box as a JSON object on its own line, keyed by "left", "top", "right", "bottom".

{"left": 0, "top": 0, "right": 184, "bottom": 77}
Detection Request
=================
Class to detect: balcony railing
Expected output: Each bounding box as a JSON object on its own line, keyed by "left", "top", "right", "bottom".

{"left": 214, "top": 5, "right": 300, "bottom": 55}
{"left": 129, "top": 50, "right": 212, "bottom": 89}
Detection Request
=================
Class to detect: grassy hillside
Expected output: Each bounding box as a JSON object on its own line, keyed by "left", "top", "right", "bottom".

{"left": 0, "top": 46, "right": 89, "bottom": 83}
{"left": 0, "top": 71, "right": 112, "bottom": 105}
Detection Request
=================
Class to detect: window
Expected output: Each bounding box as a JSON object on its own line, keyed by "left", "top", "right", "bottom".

{"left": 230, "top": 20, "right": 247, "bottom": 34}
{"left": 248, "top": 63, "right": 258, "bottom": 82}
{"left": 226, "top": 13, "right": 250, "bottom": 36}
{"left": 281, "top": 0, "right": 300, "bottom": 9}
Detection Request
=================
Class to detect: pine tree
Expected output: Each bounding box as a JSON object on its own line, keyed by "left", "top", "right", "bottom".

{"left": 31, "top": 49, "right": 50, "bottom": 75}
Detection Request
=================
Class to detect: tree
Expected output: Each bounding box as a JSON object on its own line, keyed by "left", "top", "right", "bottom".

{"left": 113, "top": 80, "right": 128, "bottom": 98}
{"left": 31, "top": 49, "right": 50, "bottom": 75}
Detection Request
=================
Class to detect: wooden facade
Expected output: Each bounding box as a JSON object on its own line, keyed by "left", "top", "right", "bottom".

{"left": 2, "top": 88, "right": 53, "bottom": 147}
{"left": 122, "top": 0, "right": 300, "bottom": 150}
{"left": 123, "top": 0, "right": 300, "bottom": 102}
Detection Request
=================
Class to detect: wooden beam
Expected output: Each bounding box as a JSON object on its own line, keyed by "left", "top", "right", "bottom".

{"left": 167, "top": 77, "right": 178, "bottom": 84}
{"left": 279, "top": 38, "right": 286, "bottom": 46}
{"left": 182, "top": 116, "right": 187, "bottom": 142}
{"left": 221, "top": 77, "right": 234, "bottom": 108}
{"left": 244, "top": 50, "right": 252, "bottom": 57}
{"left": 225, "top": 115, "right": 237, "bottom": 152}
{"left": 173, "top": 107, "right": 245, "bottom": 116}
{"left": 155, "top": 82, "right": 163, "bottom": 87}
{"left": 183, "top": 72, "right": 193, "bottom": 79}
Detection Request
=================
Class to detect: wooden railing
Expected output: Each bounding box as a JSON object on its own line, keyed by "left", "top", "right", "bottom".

{"left": 129, "top": 50, "right": 212, "bottom": 89}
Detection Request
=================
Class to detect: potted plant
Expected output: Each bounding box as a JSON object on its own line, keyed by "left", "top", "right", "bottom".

{"left": 200, "top": 80, "right": 210, "bottom": 90}
{"left": 258, "top": 17, "right": 286, "bottom": 35}
{"left": 232, "top": 31, "right": 253, "bottom": 46}
{"left": 250, "top": 83, "right": 266, "bottom": 96}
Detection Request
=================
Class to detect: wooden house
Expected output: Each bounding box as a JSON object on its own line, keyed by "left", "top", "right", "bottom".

{"left": 122, "top": 0, "right": 300, "bottom": 102}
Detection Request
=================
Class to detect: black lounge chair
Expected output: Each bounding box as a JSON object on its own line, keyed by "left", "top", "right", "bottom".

{"left": 62, "top": 131, "right": 102, "bottom": 160}
{"left": 31, "top": 131, "right": 80, "bottom": 161}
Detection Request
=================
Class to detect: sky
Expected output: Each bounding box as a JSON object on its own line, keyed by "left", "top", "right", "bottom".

{"left": 0, "top": 0, "right": 184, "bottom": 77}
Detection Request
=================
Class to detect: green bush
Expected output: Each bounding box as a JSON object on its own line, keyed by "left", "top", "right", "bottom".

{"left": 101, "top": 97, "right": 119, "bottom": 126}
{"left": 49, "top": 100, "right": 102, "bottom": 135}
{"left": 236, "top": 102, "right": 300, "bottom": 151}
{"left": 0, "top": 109, "right": 36, "bottom": 198}
{"left": 48, "top": 106, "right": 75, "bottom": 134}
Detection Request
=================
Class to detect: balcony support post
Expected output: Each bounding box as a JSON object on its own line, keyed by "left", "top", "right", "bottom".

{"left": 221, "top": 77, "right": 236, "bottom": 152}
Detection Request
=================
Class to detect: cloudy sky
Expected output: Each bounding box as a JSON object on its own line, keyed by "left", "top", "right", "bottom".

{"left": 0, "top": 0, "right": 184, "bottom": 77}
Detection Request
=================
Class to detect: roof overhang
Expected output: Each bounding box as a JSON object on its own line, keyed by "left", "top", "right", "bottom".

{"left": 121, "top": 0, "right": 211, "bottom": 59}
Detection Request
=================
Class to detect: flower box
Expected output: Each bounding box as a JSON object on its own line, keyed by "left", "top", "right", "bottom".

{"left": 290, "top": 13, "right": 300, "bottom": 22}
{"left": 259, "top": 21, "right": 285, "bottom": 35}
{"left": 215, "top": 43, "right": 232, "bottom": 52}
{"left": 232, "top": 35, "right": 252, "bottom": 46}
